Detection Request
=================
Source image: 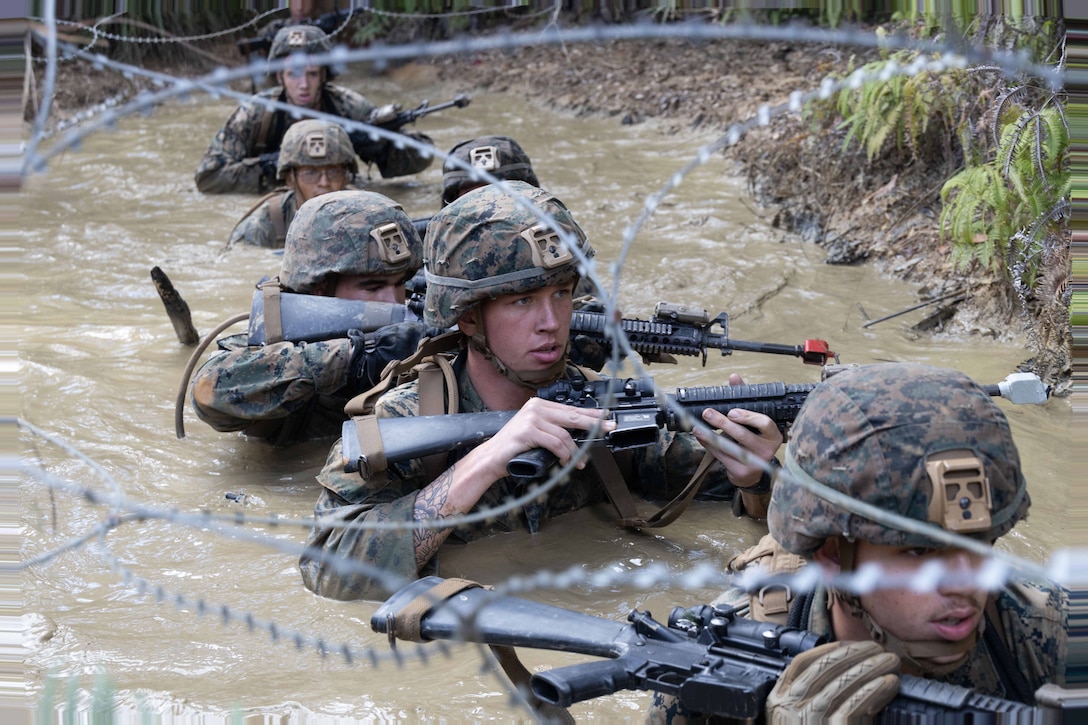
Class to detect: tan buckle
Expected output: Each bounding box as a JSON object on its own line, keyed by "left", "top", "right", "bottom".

{"left": 371, "top": 222, "right": 412, "bottom": 266}
{"left": 522, "top": 224, "right": 573, "bottom": 269}
{"left": 757, "top": 584, "right": 792, "bottom": 616}
{"left": 926, "top": 450, "right": 993, "bottom": 533}
{"left": 469, "top": 145, "right": 500, "bottom": 171}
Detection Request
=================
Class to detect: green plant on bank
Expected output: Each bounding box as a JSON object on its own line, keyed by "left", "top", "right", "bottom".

{"left": 939, "top": 100, "right": 1068, "bottom": 287}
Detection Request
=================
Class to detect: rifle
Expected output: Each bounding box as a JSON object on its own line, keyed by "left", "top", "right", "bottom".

{"left": 347, "top": 95, "right": 472, "bottom": 161}
{"left": 341, "top": 369, "right": 1050, "bottom": 478}
{"left": 245, "top": 282, "right": 834, "bottom": 368}
{"left": 372, "top": 576, "right": 1073, "bottom": 721}
{"left": 246, "top": 287, "right": 419, "bottom": 346}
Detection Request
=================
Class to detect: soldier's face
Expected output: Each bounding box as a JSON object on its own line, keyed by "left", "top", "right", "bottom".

{"left": 279, "top": 66, "right": 323, "bottom": 108}
{"left": 332, "top": 272, "right": 408, "bottom": 304}
{"left": 288, "top": 165, "right": 349, "bottom": 204}
{"left": 467, "top": 282, "right": 574, "bottom": 372}
{"left": 848, "top": 540, "right": 988, "bottom": 665}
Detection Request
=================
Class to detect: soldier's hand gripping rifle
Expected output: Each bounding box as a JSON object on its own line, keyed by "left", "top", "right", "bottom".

{"left": 372, "top": 576, "right": 1074, "bottom": 721}
{"left": 341, "top": 369, "right": 1050, "bottom": 477}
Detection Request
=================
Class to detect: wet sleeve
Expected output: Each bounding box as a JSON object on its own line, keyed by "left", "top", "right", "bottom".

{"left": 337, "top": 87, "right": 433, "bottom": 178}
{"left": 194, "top": 103, "right": 268, "bottom": 194}
{"left": 299, "top": 436, "right": 429, "bottom": 602}
{"left": 189, "top": 338, "right": 353, "bottom": 431}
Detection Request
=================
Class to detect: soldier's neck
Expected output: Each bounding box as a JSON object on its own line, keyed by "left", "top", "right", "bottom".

{"left": 465, "top": 348, "right": 533, "bottom": 411}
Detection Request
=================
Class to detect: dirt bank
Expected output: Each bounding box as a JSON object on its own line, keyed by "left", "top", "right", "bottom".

{"left": 427, "top": 37, "right": 1070, "bottom": 392}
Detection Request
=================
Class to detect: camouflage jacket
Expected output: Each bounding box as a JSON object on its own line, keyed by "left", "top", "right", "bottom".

{"left": 189, "top": 332, "right": 355, "bottom": 446}
{"left": 228, "top": 189, "right": 300, "bottom": 249}
{"left": 298, "top": 354, "right": 738, "bottom": 602}
{"left": 194, "top": 84, "right": 432, "bottom": 194}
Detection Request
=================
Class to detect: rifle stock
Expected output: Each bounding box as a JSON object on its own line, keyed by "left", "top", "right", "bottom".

{"left": 372, "top": 577, "right": 1063, "bottom": 721}
{"left": 246, "top": 288, "right": 417, "bottom": 346}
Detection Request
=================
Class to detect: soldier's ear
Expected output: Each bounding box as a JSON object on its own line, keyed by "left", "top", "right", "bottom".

{"left": 457, "top": 309, "right": 478, "bottom": 337}
{"left": 812, "top": 537, "right": 842, "bottom": 576}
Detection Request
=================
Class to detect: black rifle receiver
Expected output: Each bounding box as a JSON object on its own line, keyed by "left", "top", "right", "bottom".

{"left": 371, "top": 577, "right": 1061, "bottom": 721}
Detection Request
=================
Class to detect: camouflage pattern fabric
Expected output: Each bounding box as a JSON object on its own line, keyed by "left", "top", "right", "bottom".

{"left": 189, "top": 333, "right": 354, "bottom": 446}
{"left": 228, "top": 189, "right": 300, "bottom": 249}
{"left": 441, "top": 135, "right": 540, "bottom": 205}
{"left": 276, "top": 118, "right": 358, "bottom": 180}
{"left": 298, "top": 353, "right": 736, "bottom": 602}
{"left": 770, "top": 363, "right": 1030, "bottom": 556}
{"left": 279, "top": 189, "right": 423, "bottom": 294}
{"left": 423, "top": 181, "right": 594, "bottom": 330}
{"left": 194, "top": 84, "right": 432, "bottom": 194}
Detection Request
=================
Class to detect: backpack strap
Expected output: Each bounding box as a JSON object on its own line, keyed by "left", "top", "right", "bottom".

{"left": 727, "top": 532, "right": 806, "bottom": 625}
{"left": 253, "top": 103, "right": 276, "bottom": 155}
{"left": 417, "top": 354, "right": 459, "bottom": 482}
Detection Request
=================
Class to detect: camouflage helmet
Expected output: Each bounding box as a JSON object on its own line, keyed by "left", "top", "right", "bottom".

{"left": 281, "top": 190, "right": 422, "bottom": 294}
{"left": 277, "top": 119, "right": 358, "bottom": 181}
{"left": 423, "top": 181, "right": 593, "bottom": 330}
{"left": 441, "top": 136, "right": 540, "bottom": 206}
{"left": 769, "top": 363, "right": 1030, "bottom": 557}
{"left": 268, "top": 25, "right": 337, "bottom": 79}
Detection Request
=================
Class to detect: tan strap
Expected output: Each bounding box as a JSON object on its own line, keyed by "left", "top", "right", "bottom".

{"left": 729, "top": 533, "right": 806, "bottom": 625}
{"left": 417, "top": 355, "right": 460, "bottom": 483}
{"left": 344, "top": 331, "right": 462, "bottom": 417}
{"left": 268, "top": 192, "right": 288, "bottom": 242}
{"left": 351, "top": 414, "right": 389, "bottom": 489}
{"left": 254, "top": 104, "right": 275, "bottom": 155}
{"left": 227, "top": 189, "right": 283, "bottom": 246}
{"left": 259, "top": 278, "right": 284, "bottom": 344}
{"left": 386, "top": 576, "right": 574, "bottom": 723}
{"left": 618, "top": 450, "right": 718, "bottom": 530}
{"left": 391, "top": 577, "right": 483, "bottom": 643}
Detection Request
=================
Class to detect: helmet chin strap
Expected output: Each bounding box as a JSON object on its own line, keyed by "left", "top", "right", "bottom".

{"left": 469, "top": 330, "right": 567, "bottom": 390}
{"left": 834, "top": 539, "right": 981, "bottom": 677}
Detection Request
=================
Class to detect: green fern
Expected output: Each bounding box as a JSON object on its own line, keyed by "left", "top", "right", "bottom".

{"left": 940, "top": 104, "right": 1068, "bottom": 283}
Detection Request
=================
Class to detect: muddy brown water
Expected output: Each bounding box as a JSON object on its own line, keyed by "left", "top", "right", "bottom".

{"left": 21, "top": 67, "right": 1070, "bottom": 720}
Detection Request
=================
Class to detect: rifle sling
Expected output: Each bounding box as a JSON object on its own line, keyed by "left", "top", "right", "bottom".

{"left": 418, "top": 355, "right": 458, "bottom": 483}
{"left": 388, "top": 576, "right": 574, "bottom": 724}
{"left": 259, "top": 279, "right": 284, "bottom": 344}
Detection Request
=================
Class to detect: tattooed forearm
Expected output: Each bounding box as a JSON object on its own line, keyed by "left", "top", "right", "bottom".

{"left": 413, "top": 464, "right": 456, "bottom": 570}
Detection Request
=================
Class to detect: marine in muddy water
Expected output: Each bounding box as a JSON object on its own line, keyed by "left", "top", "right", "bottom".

{"left": 298, "top": 181, "right": 785, "bottom": 602}
{"left": 651, "top": 363, "right": 1067, "bottom": 722}
{"left": 227, "top": 119, "right": 357, "bottom": 249}
{"left": 194, "top": 25, "right": 433, "bottom": 195}
{"left": 189, "top": 190, "right": 426, "bottom": 446}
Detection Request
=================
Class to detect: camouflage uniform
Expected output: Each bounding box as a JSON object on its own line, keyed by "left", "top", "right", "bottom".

{"left": 190, "top": 190, "right": 425, "bottom": 446}
{"left": 228, "top": 189, "right": 301, "bottom": 249}
{"left": 194, "top": 26, "right": 432, "bottom": 194}
{"left": 299, "top": 182, "right": 747, "bottom": 601}
{"left": 652, "top": 363, "right": 1067, "bottom": 722}
{"left": 299, "top": 358, "right": 735, "bottom": 601}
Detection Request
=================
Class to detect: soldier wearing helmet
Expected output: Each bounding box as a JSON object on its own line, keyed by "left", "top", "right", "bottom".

{"left": 410, "top": 135, "right": 541, "bottom": 237}
{"left": 189, "top": 190, "right": 427, "bottom": 446}
{"left": 228, "top": 119, "right": 358, "bottom": 248}
{"left": 195, "top": 24, "right": 433, "bottom": 195}
{"left": 298, "top": 182, "right": 785, "bottom": 602}
{"left": 652, "top": 363, "right": 1066, "bottom": 723}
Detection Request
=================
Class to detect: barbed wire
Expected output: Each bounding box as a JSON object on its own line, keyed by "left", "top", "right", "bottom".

{"left": 27, "top": 8, "right": 286, "bottom": 48}
{"left": 21, "top": 15, "right": 1072, "bottom": 718}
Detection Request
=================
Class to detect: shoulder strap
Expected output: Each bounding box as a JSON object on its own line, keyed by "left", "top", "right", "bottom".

{"left": 417, "top": 355, "right": 459, "bottom": 482}
{"left": 228, "top": 190, "right": 284, "bottom": 245}
{"left": 344, "top": 331, "right": 462, "bottom": 417}
{"left": 384, "top": 577, "right": 574, "bottom": 723}
{"left": 254, "top": 103, "right": 276, "bottom": 155}
{"left": 268, "top": 193, "right": 288, "bottom": 242}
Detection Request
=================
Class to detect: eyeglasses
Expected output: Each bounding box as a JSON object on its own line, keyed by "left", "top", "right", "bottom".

{"left": 296, "top": 167, "right": 349, "bottom": 184}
